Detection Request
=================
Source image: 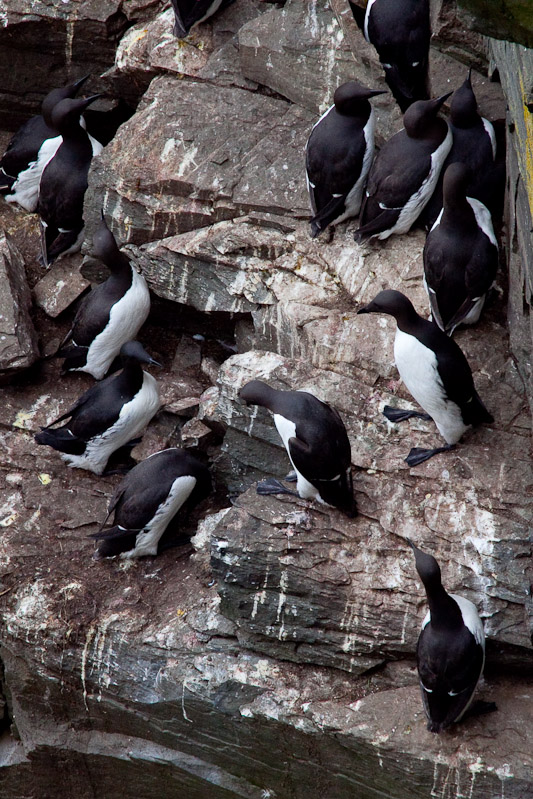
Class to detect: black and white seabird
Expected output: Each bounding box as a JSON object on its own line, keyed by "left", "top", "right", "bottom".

{"left": 170, "top": 0, "right": 235, "bottom": 38}
{"left": 423, "top": 163, "right": 498, "bottom": 335}
{"left": 357, "top": 290, "right": 493, "bottom": 466}
{"left": 239, "top": 380, "right": 357, "bottom": 517}
{"left": 37, "top": 94, "right": 102, "bottom": 267}
{"left": 0, "top": 76, "right": 89, "bottom": 195}
{"left": 2, "top": 76, "right": 102, "bottom": 213}
{"left": 407, "top": 539, "right": 487, "bottom": 733}
{"left": 421, "top": 69, "right": 501, "bottom": 229}
{"left": 363, "top": 0, "right": 430, "bottom": 112}
{"left": 354, "top": 94, "right": 452, "bottom": 243}
{"left": 305, "top": 82, "right": 385, "bottom": 238}
{"left": 91, "top": 448, "right": 212, "bottom": 559}
{"left": 35, "top": 341, "right": 161, "bottom": 475}
{"left": 58, "top": 214, "right": 151, "bottom": 379}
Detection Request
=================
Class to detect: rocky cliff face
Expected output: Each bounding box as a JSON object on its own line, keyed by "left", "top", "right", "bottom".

{"left": 0, "top": 1, "right": 532, "bottom": 797}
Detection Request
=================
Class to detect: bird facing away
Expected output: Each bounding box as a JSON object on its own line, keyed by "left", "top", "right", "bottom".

{"left": 0, "top": 75, "right": 90, "bottom": 197}
{"left": 91, "top": 448, "right": 212, "bottom": 559}
{"left": 239, "top": 380, "right": 357, "bottom": 517}
{"left": 35, "top": 341, "right": 161, "bottom": 475}
{"left": 170, "top": 0, "right": 235, "bottom": 37}
{"left": 58, "top": 214, "right": 151, "bottom": 379}
{"left": 37, "top": 94, "right": 102, "bottom": 267}
{"left": 420, "top": 69, "right": 501, "bottom": 230}
{"left": 363, "top": 0, "right": 431, "bottom": 113}
{"left": 423, "top": 162, "right": 498, "bottom": 335}
{"left": 354, "top": 94, "right": 452, "bottom": 243}
{"left": 357, "top": 290, "right": 493, "bottom": 466}
{"left": 407, "top": 539, "right": 487, "bottom": 733}
{"left": 305, "top": 81, "right": 385, "bottom": 238}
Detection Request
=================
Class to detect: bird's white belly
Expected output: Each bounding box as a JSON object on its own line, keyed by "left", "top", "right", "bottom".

{"left": 81, "top": 268, "right": 151, "bottom": 379}
{"left": 381, "top": 124, "right": 453, "bottom": 240}
{"left": 62, "top": 372, "right": 160, "bottom": 474}
{"left": 394, "top": 329, "right": 468, "bottom": 444}
{"left": 273, "top": 413, "right": 320, "bottom": 502}
{"left": 122, "top": 474, "right": 197, "bottom": 558}
{"left": 5, "top": 135, "right": 60, "bottom": 212}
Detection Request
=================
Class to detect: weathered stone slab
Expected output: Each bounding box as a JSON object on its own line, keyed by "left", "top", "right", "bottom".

{"left": 490, "top": 39, "right": 533, "bottom": 417}
{"left": 33, "top": 257, "right": 90, "bottom": 318}
{"left": 0, "top": 232, "right": 38, "bottom": 379}
{"left": 0, "top": 0, "right": 163, "bottom": 130}
{"left": 107, "top": 1, "right": 263, "bottom": 104}
{"left": 238, "top": 0, "right": 402, "bottom": 138}
{"left": 85, "top": 76, "right": 312, "bottom": 246}
{"left": 205, "top": 349, "right": 532, "bottom": 663}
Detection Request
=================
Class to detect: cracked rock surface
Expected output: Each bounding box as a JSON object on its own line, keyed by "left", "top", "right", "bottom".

{"left": 0, "top": 0, "right": 532, "bottom": 797}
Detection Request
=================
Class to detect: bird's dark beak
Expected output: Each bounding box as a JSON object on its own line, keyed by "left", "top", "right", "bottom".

{"left": 81, "top": 93, "right": 103, "bottom": 109}
{"left": 368, "top": 89, "right": 387, "bottom": 98}
{"left": 434, "top": 91, "right": 453, "bottom": 110}
{"left": 357, "top": 303, "right": 373, "bottom": 314}
{"left": 73, "top": 74, "right": 90, "bottom": 92}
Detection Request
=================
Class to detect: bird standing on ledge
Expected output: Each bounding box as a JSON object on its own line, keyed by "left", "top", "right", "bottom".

{"left": 239, "top": 380, "right": 357, "bottom": 517}
{"left": 306, "top": 81, "right": 385, "bottom": 239}
{"left": 357, "top": 290, "right": 493, "bottom": 466}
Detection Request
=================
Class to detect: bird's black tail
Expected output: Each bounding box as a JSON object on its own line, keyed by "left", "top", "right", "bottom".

{"left": 35, "top": 428, "right": 86, "bottom": 455}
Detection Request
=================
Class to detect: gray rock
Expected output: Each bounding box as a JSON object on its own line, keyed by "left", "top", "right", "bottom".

{"left": 85, "top": 76, "right": 312, "bottom": 247}
{"left": 1, "top": 486, "right": 532, "bottom": 798}
{"left": 0, "top": 0, "right": 163, "bottom": 130}
{"left": 238, "top": 0, "right": 402, "bottom": 138}
{"left": 205, "top": 348, "right": 532, "bottom": 662}
{"left": 106, "top": 1, "right": 264, "bottom": 103}
{"left": 33, "top": 257, "right": 90, "bottom": 318}
{"left": 0, "top": 232, "right": 38, "bottom": 379}
{"left": 489, "top": 40, "right": 533, "bottom": 418}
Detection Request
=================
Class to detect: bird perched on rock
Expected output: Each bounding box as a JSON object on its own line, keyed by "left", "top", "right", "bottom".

{"left": 239, "top": 380, "right": 357, "bottom": 517}
{"left": 423, "top": 163, "right": 498, "bottom": 335}
{"left": 170, "top": 0, "right": 235, "bottom": 38}
{"left": 407, "top": 539, "right": 490, "bottom": 733}
{"left": 58, "top": 214, "right": 151, "bottom": 379}
{"left": 354, "top": 94, "right": 452, "bottom": 243}
{"left": 0, "top": 75, "right": 99, "bottom": 210}
{"left": 357, "top": 290, "right": 493, "bottom": 466}
{"left": 305, "top": 81, "right": 385, "bottom": 238}
{"left": 0, "top": 75, "right": 85, "bottom": 199}
{"left": 37, "top": 94, "right": 102, "bottom": 266}
{"left": 421, "top": 69, "right": 502, "bottom": 229}
{"left": 91, "top": 448, "right": 212, "bottom": 559}
{"left": 35, "top": 341, "right": 161, "bottom": 475}
{"left": 363, "top": 0, "right": 430, "bottom": 113}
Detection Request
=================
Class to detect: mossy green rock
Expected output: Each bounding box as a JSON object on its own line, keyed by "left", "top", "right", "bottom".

{"left": 458, "top": 0, "right": 533, "bottom": 47}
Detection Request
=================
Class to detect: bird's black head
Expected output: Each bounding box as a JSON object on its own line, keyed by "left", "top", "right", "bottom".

{"left": 442, "top": 162, "right": 471, "bottom": 206}
{"left": 450, "top": 68, "right": 478, "bottom": 128}
{"left": 92, "top": 213, "right": 129, "bottom": 270}
{"left": 239, "top": 380, "right": 274, "bottom": 407}
{"left": 406, "top": 538, "right": 443, "bottom": 592}
{"left": 120, "top": 341, "right": 161, "bottom": 367}
{"left": 50, "top": 94, "right": 102, "bottom": 135}
{"left": 357, "top": 289, "right": 418, "bottom": 323}
{"left": 333, "top": 81, "right": 386, "bottom": 115}
{"left": 403, "top": 93, "right": 452, "bottom": 138}
{"left": 41, "top": 75, "right": 90, "bottom": 127}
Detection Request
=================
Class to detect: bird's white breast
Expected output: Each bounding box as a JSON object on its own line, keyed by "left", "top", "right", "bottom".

{"left": 384, "top": 124, "right": 453, "bottom": 239}
{"left": 62, "top": 372, "right": 160, "bottom": 474}
{"left": 394, "top": 328, "right": 468, "bottom": 444}
{"left": 82, "top": 267, "right": 151, "bottom": 379}
{"left": 273, "top": 413, "right": 320, "bottom": 501}
{"left": 123, "top": 474, "right": 197, "bottom": 558}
